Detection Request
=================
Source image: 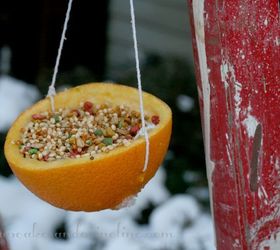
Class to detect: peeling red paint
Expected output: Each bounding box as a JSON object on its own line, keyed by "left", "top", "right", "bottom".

{"left": 188, "top": 0, "right": 280, "bottom": 249}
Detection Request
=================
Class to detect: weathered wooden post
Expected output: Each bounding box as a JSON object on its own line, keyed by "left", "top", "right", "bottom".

{"left": 188, "top": 0, "right": 280, "bottom": 249}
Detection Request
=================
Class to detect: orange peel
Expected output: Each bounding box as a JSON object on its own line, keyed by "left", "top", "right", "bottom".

{"left": 4, "top": 83, "right": 172, "bottom": 211}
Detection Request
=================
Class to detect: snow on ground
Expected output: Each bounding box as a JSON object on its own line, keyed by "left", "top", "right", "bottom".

{"left": 176, "top": 95, "right": 194, "bottom": 112}
{"left": 0, "top": 75, "right": 40, "bottom": 132}
{"left": 0, "top": 77, "right": 214, "bottom": 250}
{"left": 0, "top": 168, "right": 214, "bottom": 250}
{"left": 182, "top": 214, "right": 215, "bottom": 250}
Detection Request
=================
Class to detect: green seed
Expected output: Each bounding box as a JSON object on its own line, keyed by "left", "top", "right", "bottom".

{"left": 94, "top": 129, "right": 103, "bottom": 136}
{"left": 54, "top": 115, "right": 60, "bottom": 123}
{"left": 102, "top": 138, "right": 113, "bottom": 146}
{"left": 86, "top": 140, "right": 92, "bottom": 146}
{"left": 28, "top": 148, "right": 38, "bottom": 155}
{"left": 118, "top": 119, "right": 124, "bottom": 128}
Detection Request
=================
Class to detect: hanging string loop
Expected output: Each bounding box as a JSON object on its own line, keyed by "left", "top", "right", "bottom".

{"left": 129, "top": 0, "right": 150, "bottom": 172}
{"left": 47, "top": 0, "right": 74, "bottom": 113}
{"left": 46, "top": 0, "right": 150, "bottom": 172}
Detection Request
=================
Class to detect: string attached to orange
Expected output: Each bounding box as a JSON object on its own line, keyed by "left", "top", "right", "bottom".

{"left": 46, "top": 0, "right": 150, "bottom": 172}
{"left": 4, "top": 0, "right": 172, "bottom": 212}
{"left": 47, "top": 0, "right": 74, "bottom": 113}
{"left": 129, "top": 0, "right": 150, "bottom": 172}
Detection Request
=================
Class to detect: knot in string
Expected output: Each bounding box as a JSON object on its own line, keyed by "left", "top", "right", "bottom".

{"left": 47, "top": 85, "right": 56, "bottom": 97}
{"left": 47, "top": 86, "right": 56, "bottom": 113}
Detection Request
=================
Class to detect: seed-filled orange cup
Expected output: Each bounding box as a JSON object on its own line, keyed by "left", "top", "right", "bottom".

{"left": 4, "top": 83, "right": 172, "bottom": 211}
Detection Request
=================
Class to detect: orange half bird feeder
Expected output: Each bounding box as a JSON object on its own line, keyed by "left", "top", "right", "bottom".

{"left": 4, "top": 0, "right": 172, "bottom": 212}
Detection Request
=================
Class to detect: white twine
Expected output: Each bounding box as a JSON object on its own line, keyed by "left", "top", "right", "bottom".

{"left": 46, "top": 0, "right": 150, "bottom": 172}
{"left": 129, "top": 0, "right": 150, "bottom": 172}
{"left": 47, "top": 0, "right": 74, "bottom": 113}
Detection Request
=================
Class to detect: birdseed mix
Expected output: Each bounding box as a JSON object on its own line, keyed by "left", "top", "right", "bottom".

{"left": 13, "top": 101, "right": 160, "bottom": 162}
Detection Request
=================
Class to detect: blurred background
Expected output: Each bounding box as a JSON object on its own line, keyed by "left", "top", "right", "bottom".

{"left": 0, "top": 0, "right": 214, "bottom": 249}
